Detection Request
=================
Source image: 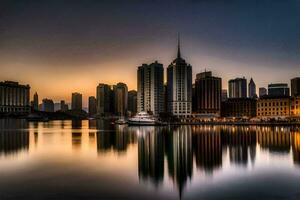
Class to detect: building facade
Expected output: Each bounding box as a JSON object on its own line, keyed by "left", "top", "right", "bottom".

{"left": 291, "top": 96, "right": 300, "bottom": 117}
{"left": 167, "top": 39, "right": 192, "bottom": 117}
{"left": 259, "top": 87, "right": 267, "bottom": 97}
{"left": 291, "top": 77, "right": 300, "bottom": 97}
{"left": 128, "top": 90, "right": 137, "bottom": 116}
{"left": 33, "top": 92, "right": 39, "bottom": 111}
{"left": 71, "top": 92, "right": 82, "bottom": 111}
{"left": 248, "top": 78, "right": 257, "bottom": 98}
{"left": 268, "top": 83, "right": 289, "bottom": 97}
{"left": 221, "top": 89, "right": 228, "bottom": 102}
{"left": 195, "top": 71, "right": 221, "bottom": 116}
{"left": 96, "top": 83, "right": 113, "bottom": 116}
{"left": 0, "top": 81, "right": 30, "bottom": 114}
{"left": 60, "top": 100, "right": 68, "bottom": 111}
{"left": 257, "top": 96, "right": 290, "bottom": 118}
{"left": 228, "top": 77, "right": 247, "bottom": 98}
{"left": 42, "top": 98, "right": 54, "bottom": 112}
{"left": 113, "top": 82, "right": 128, "bottom": 116}
{"left": 221, "top": 98, "right": 257, "bottom": 118}
{"left": 88, "top": 96, "right": 97, "bottom": 116}
{"left": 137, "top": 61, "right": 164, "bottom": 115}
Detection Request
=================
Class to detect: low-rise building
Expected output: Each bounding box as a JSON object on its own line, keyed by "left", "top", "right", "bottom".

{"left": 291, "top": 97, "right": 300, "bottom": 117}
{"left": 221, "top": 98, "right": 256, "bottom": 118}
{"left": 257, "top": 96, "right": 290, "bottom": 118}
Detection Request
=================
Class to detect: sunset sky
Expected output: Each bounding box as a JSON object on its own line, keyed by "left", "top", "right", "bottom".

{"left": 1, "top": 0, "right": 300, "bottom": 106}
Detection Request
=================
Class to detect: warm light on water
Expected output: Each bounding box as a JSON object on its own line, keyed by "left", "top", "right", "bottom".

{"left": 1, "top": 119, "right": 300, "bottom": 199}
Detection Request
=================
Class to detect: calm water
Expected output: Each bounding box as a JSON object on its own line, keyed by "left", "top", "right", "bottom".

{"left": 1, "top": 119, "right": 300, "bottom": 199}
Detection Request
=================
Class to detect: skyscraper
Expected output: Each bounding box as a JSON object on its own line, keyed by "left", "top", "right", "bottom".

{"left": 248, "top": 78, "right": 257, "bottom": 98}
{"left": 128, "top": 90, "right": 137, "bottom": 116}
{"left": 137, "top": 61, "right": 164, "bottom": 115}
{"left": 113, "top": 82, "right": 128, "bottom": 116}
{"left": 88, "top": 96, "right": 97, "bottom": 116}
{"left": 221, "top": 89, "right": 228, "bottom": 102}
{"left": 195, "top": 71, "right": 221, "bottom": 116}
{"left": 33, "top": 92, "right": 39, "bottom": 111}
{"left": 291, "top": 77, "right": 300, "bottom": 97}
{"left": 259, "top": 87, "right": 267, "bottom": 97}
{"left": 167, "top": 38, "right": 192, "bottom": 117}
{"left": 96, "top": 83, "right": 113, "bottom": 116}
{"left": 228, "top": 77, "right": 247, "bottom": 98}
{"left": 42, "top": 98, "right": 54, "bottom": 112}
{"left": 60, "top": 100, "right": 68, "bottom": 111}
{"left": 268, "top": 83, "right": 289, "bottom": 97}
{"left": 71, "top": 92, "right": 82, "bottom": 111}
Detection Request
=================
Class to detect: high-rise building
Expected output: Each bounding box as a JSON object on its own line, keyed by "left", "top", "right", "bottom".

{"left": 221, "top": 89, "right": 228, "bottom": 102}
{"left": 96, "top": 83, "right": 113, "bottom": 116}
{"left": 42, "top": 98, "right": 54, "bottom": 112}
{"left": 0, "top": 81, "right": 30, "bottom": 114}
{"left": 128, "top": 90, "right": 137, "bottom": 115}
{"left": 167, "top": 38, "right": 192, "bottom": 117}
{"left": 54, "top": 103, "right": 61, "bottom": 112}
{"left": 248, "top": 78, "right": 257, "bottom": 98}
{"left": 259, "top": 87, "right": 267, "bottom": 97}
{"left": 291, "top": 77, "right": 300, "bottom": 97}
{"left": 113, "top": 82, "right": 128, "bottom": 116}
{"left": 228, "top": 77, "right": 247, "bottom": 98}
{"left": 71, "top": 92, "right": 82, "bottom": 111}
{"left": 33, "top": 92, "right": 39, "bottom": 111}
{"left": 195, "top": 71, "right": 221, "bottom": 116}
{"left": 88, "top": 96, "right": 97, "bottom": 116}
{"left": 60, "top": 100, "right": 68, "bottom": 111}
{"left": 137, "top": 61, "right": 164, "bottom": 115}
{"left": 268, "top": 83, "right": 289, "bottom": 97}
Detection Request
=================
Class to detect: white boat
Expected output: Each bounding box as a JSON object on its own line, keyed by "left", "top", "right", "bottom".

{"left": 128, "top": 112, "right": 157, "bottom": 126}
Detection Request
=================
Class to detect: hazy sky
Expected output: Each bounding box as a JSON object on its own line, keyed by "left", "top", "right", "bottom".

{"left": 1, "top": 0, "right": 300, "bottom": 106}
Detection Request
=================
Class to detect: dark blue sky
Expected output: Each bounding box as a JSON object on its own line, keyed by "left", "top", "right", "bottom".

{"left": 0, "top": 0, "right": 299, "bottom": 104}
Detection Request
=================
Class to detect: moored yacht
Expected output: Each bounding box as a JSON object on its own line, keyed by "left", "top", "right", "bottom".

{"left": 128, "top": 112, "right": 157, "bottom": 125}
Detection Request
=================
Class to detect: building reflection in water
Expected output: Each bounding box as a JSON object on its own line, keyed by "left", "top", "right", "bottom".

{"left": 222, "top": 126, "right": 256, "bottom": 166}
{"left": 137, "top": 127, "right": 164, "bottom": 186}
{"left": 291, "top": 127, "right": 300, "bottom": 166}
{"left": 192, "top": 126, "right": 222, "bottom": 172}
{"left": 257, "top": 126, "right": 291, "bottom": 154}
{"left": 165, "top": 126, "right": 193, "bottom": 197}
{"left": 96, "top": 124, "right": 136, "bottom": 154}
{"left": 0, "top": 119, "right": 29, "bottom": 156}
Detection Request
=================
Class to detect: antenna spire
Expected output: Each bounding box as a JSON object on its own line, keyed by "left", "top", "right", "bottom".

{"left": 177, "top": 33, "right": 181, "bottom": 58}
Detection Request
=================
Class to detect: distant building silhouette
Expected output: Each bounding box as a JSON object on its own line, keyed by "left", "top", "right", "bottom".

{"left": 33, "top": 92, "right": 39, "bottom": 111}
{"left": 0, "top": 81, "right": 30, "bottom": 114}
{"left": 228, "top": 77, "right": 247, "bottom": 98}
{"left": 71, "top": 92, "right": 82, "bottom": 111}
{"left": 113, "top": 82, "right": 128, "bottom": 116}
{"left": 88, "top": 96, "right": 97, "bottom": 116}
{"left": 248, "top": 78, "right": 257, "bottom": 98}
{"left": 54, "top": 102, "right": 61, "bottom": 112}
{"left": 259, "top": 87, "right": 267, "bottom": 97}
{"left": 195, "top": 71, "right": 221, "bottom": 116}
{"left": 60, "top": 100, "right": 68, "bottom": 111}
{"left": 128, "top": 90, "right": 137, "bottom": 116}
{"left": 42, "top": 98, "right": 54, "bottom": 112}
{"left": 268, "top": 83, "right": 289, "bottom": 97}
{"left": 221, "top": 89, "right": 228, "bottom": 102}
{"left": 97, "top": 83, "right": 113, "bottom": 116}
{"left": 167, "top": 38, "right": 192, "bottom": 117}
{"left": 137, "top": 61, "right": 164, "bottom": 115}
{"left": 291, "top": 77, "right": 300, "bottom": 97}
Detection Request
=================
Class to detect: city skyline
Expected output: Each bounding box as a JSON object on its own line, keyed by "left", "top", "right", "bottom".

{"left": 1, "top": 1, "right": 300, "bottom": 106}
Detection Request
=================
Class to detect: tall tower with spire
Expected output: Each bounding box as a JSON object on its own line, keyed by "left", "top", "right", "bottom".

{"left": 167, "top": 37, "right": 192, "bottom": 117}
{"left": 248, "top": 78, "right": 257, "bottom": 98}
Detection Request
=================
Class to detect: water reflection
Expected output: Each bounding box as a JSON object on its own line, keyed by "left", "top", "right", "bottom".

{"left": 1, "top": 119, "right": 300, "bottom": 199}
{"left": 0, "top": 119, "right": 29, "bottom": 157}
